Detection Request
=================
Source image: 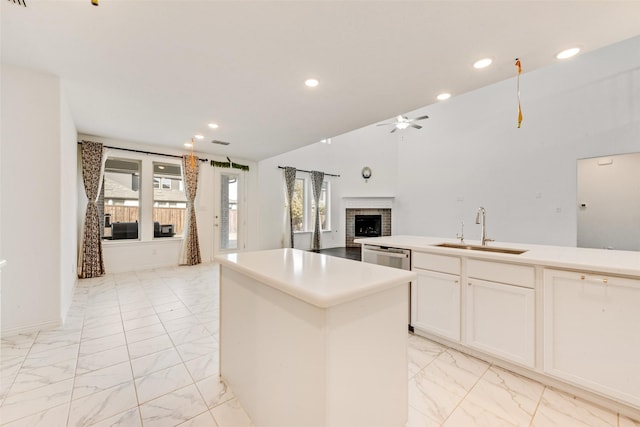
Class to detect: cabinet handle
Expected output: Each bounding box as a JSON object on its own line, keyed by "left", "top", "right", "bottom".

{"left": 579, "top": 274, "right": 609, "bottom": 285}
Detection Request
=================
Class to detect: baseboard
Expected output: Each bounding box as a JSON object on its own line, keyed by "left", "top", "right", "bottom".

{"left": 1, "top": 319, "right": 61, "bottom": 337}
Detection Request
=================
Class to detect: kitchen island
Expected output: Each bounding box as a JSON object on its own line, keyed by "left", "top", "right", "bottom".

{"left": 356, "top": 235, "right": 640, "bottom": 419}
{"left": 215, "top": 248, "right": 416, "bottom": 427}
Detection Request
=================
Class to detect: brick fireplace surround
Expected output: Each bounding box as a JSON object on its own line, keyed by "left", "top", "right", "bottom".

{"left": 345, "top": 208, "right": 391, "bottom": 248}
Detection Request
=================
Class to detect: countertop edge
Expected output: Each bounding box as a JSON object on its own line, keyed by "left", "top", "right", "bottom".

{"left": 215, "top": 250, "right": 416, "bottom": 308}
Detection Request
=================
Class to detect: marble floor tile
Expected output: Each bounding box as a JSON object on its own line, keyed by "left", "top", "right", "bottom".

{"left": 444, "top": 366, "right": 544, "bottom": 427}
{"left": 185, "top": 353, "right": 218, "bottom": 382}
{"left": 76, "top": 344, "right": 130, "bottom": 375}
{"left": 0, "top": 378, "right": 74, "bottom": 424}
{"left": 176, "top": 337, "right": 218, "bottom": 363}
{"left": 81, "top": 322, "right": 124, "bottom": 341}
{"left": 127, "top": 334, "right": 174, "bottom": 360}
{"left": 161, "top": 314, "right": 201, "bottom": 332}
{"left": 531, "top": 387, "right": 617, "bottom": 427}
{"left": 1, "top": 402, "right": 70, "bottom": 427}
{"left": 176, "top": 410, "right": 218, "bottom": 427}
{"left": 408, "top": 368, "right": 468, "bottom": 424}
{"left": 210, "top": 398, "right": 253, "bottom": 427}
{"left": 120, "top": 306, "right": 156, "bottom": 321}
{"left": 29, "top": 330, "right": 81, "bottom": 354}
{"left": 79, "top": 332, "right": 126, "bottom": 356}
{"left": 131, "top": 347, "right": 182, "bottom": 378}
{"left": 21, "top": 343, "right": 79, "bottom": 370}
{"left": 124, "top": 323, "right": 168, "bottom": 344}
{"left": 9, "top": 357, "right": 77, "bottom": 395}
{"left": 89, "top": 407, "right": 142, "bottom": 427}
{"left": 168, "top": 324, "right": 212, "bottom": 346}
{"left": 123, "top": 314, "right": 162, "bottom": 332}
{"left": 135, "top": 363, "right": 193, "bottom": 404}
{"left": 406, "top": 404, "right": 440, "bottom": 427}
{"left": 72, "top": 361, "right": 133, "bottom": 400}
{"left": 407, "top": 334, "right": 446, "bottom": 379}
{"left": 67, "top": 380, "right": 138, "bottom": 426}
{"left": 196, "top": 376, "right": 234, "bottom": 409}
{"left": 139, "top": 384, "right": 208, "bottom": 427}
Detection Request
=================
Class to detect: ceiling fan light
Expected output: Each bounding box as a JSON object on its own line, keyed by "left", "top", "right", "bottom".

{"left": 396, "top": 122, "right": 410, "bottom": 130}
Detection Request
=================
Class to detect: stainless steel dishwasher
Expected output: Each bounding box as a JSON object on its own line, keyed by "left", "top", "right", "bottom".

{"left": 361, "top": 244, "right": 413, "bottom": 331}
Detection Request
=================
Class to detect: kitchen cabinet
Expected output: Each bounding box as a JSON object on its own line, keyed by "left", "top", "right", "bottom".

{"left": 466, "top": 260, "right": 535, "bottom": 367}
{"left": 543, "top": 269, "right": 640, "bottom": 408}
{"left": 412, "top": 252, "right": 461, "bottom": 342}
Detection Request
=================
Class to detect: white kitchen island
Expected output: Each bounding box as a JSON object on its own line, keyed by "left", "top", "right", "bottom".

{"left": 215, "top": 248, "right": 416, "bottom": 427}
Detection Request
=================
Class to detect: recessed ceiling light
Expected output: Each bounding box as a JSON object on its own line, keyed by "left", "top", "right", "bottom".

{"left": 208, "top": 123, "right": 219, "bottom": 129}
{"left": 305, "top": 78, "right": 319, "bottom": 88}
{"left": 437, "top": 93, "right": 451, "bottom": 101}
{"left": 194, "top": 134, "right": 204, "bottom": 140}
{"left": 320, "top": 138, "right": 332, "bottom": 144}
{"left": 556, "top": 47, "right": 580, "bottom": 60}
{"left": 473, "top": 58, "right": 493, "bottom": 69}
{"left": 184, "top": 142, "right": 193, "bottom": 148}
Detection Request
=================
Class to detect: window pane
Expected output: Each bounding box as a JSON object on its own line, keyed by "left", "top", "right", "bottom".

{"left": 291, "top": 178, "right": 304, "bottom": 232}
{"left": 220, "top": 174, "right": 238, "bottom": 250}
{"left": 102, "top": 158, "right": 140, "bottom": 240}
{"left": 311, "top": 181, "right": 330, "bottom": 231}
{"left": 153, "top": 162, "right": 186, "bottom": 237}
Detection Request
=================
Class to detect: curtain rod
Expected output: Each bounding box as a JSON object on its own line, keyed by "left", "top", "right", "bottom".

{"left": 77, "top": 141, "right": 209, "bottom": 163}
{"left": 278, "top": 166, "right": 340, "bottom": 177}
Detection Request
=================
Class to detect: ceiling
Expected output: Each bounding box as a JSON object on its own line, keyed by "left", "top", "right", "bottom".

{"left": 3, "top": 1, "right": 640, "bottom": 161}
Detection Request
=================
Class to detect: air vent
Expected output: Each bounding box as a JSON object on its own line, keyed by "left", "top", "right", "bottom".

{"left": 211, "top": 140, "right": 231, "bottom": 146}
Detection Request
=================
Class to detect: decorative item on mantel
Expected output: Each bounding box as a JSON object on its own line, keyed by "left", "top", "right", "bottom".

{"left": 361, "top": 166, "right": 372, "bottom": 183}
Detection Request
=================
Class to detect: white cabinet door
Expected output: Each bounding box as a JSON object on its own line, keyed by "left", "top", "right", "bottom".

{"left": 466, "top": 279, "right": 535, "bottom": 367}
{"left": 543, "top": 269, "right": 640, "bottom": 408}
{"left": 412, "top": 269, "right": 460, "bottom": 342}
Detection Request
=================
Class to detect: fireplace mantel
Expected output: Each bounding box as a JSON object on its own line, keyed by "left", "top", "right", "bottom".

{"left": 343, "top": 196, "right": 394, "bottom": 209}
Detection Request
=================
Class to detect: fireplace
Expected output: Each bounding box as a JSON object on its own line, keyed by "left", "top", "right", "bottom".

{"left": 355, "top": 215, "right": 382, "bottom": 237}
{"left": 345, "top": 208, "right": 391, "bottom": 247}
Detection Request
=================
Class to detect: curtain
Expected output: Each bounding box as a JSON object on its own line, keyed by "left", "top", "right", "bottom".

{"left": 283, "top": 167, "right": 297, "bottom": 248}
{"left": 310, "top": 171, "right": 325, "bottom": 251}
{"left": 181, "top": 155, "right": 202, "bottom": 265}
{"left": 79, "top": 141, "right": 106, "bottom": 278}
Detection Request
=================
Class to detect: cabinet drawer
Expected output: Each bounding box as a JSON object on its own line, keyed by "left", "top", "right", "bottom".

{"left": 413, "top": 252, "right": 460, "bottom": 275}
{"left": 467, "top": 259, "right": 534, "bottom": 288}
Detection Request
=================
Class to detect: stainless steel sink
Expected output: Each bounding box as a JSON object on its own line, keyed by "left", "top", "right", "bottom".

{"left": 434, "top": 243, "right": 527, "bottom": 255}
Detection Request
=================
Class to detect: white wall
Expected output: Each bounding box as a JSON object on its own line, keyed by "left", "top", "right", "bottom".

{"left": 258, "top": 36, "right": 640, "bottom": 249}
{"left": 78, "top": 135, "right": 259, "bottom": 273}
{"left": 1, "top": 64, "right": 66, "bottom": 333}
{"left": 60, "top": 90, "right": 78, "bottom": 321}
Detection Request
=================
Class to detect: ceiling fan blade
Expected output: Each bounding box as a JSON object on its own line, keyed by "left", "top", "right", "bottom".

{"left": 376, "top": 123, "right": 393, "bottom": 126}
{"left": 414, "top": 115, "right": 429, "bottom": 121}
{"left": 390, "top": 127, "right": 398, "bottom": 133}
{"left": 411, "top": 124, "right": 422, "bottom": 130}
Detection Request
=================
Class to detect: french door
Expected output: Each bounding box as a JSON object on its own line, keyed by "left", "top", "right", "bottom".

{"left": 214, "top": 170, "right": 244, "bottom": 255}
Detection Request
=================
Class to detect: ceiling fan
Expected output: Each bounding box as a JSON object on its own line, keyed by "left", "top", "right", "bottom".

{"left": 377, "top": 115, "right": 429, "bottom": 133}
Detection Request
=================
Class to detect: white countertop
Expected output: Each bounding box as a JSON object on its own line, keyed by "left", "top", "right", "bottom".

{"left": 215, "top": 248, "right": 416, "bottom": 308}
{"left": 356, "top": 236, "right": 640, "bottom": 277}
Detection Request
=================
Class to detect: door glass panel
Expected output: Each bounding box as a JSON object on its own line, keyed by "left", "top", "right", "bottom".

{"left": 220, "top": 173, "right": 238, "bottom": 250}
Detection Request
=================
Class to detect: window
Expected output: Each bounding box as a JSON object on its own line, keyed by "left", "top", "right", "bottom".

{"left": 102, "top": 158, "right": 140, "bottom": 240}
{"left": 290, "top": 177, "right": 331, "bottom": 233}
{"left": 311, "top": 181, "right": 330, "bottom": 231}
{"left": 291, "top": 178, "right": 305, "bottom": 232}
{"left": 153, "top": 162, "right": 187, "bottom": 237}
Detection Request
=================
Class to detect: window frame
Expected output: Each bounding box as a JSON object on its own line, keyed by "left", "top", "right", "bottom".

{"left": 291, "top": 175, "right": 331, "bottom": 233}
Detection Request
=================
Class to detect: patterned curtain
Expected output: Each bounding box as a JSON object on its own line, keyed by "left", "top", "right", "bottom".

{"left": 310, "top": 171, "right": 325, "bottom": 251}
{"left": 181, "top": 155, "right": 202, "bottom": 265}
{"left": 283, "top": 167, "right": 297, "bottom": 248}
{"left": 79, "top": 141, "right": 106, "bottom": 278}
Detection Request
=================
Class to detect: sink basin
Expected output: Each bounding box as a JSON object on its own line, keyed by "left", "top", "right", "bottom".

{"left": 434, "top": 243, "right": 527, "bottom": 255}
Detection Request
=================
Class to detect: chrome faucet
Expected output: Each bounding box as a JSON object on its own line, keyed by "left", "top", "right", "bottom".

{"left": 475, "top": 207, "right": 493, "bottom": 246}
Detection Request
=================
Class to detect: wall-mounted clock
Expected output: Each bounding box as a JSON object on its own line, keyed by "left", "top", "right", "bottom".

{"left": 361, "top": 166, "right": 372, "bottom": 181}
